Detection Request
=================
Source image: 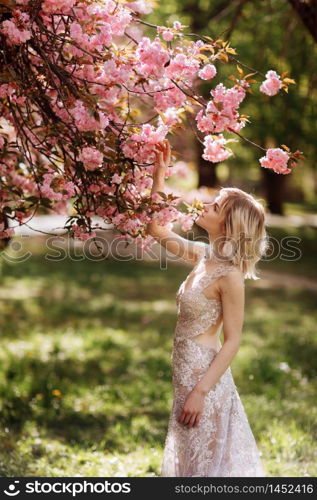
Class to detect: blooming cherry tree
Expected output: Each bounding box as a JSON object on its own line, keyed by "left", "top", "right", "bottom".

{"left": 0, "top": 0, "right": 304, "bottom": 246}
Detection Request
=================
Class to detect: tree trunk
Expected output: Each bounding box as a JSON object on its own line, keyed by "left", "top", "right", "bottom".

{"left": 0, "top": 214, "right": 12, "bottom": 250}
{"left": 287, "top": 0, "right": 317, "bottom": 43}
{"left": 261, "top": 167, "right": 288, "bottom": 215}
{"left": 195, "top": 138, "right": 218, "bottom": 187}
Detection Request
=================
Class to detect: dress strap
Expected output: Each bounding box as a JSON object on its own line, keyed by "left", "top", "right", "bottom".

{"left": 196, "top": 263, "right": 237, "bottom": 292}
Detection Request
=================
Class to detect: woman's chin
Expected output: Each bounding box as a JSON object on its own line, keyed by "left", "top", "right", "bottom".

{"left": 195, "top": 217, "right": 204, "bottom": 229}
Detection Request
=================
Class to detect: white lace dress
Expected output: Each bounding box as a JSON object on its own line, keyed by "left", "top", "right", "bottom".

{"left": 160, "top": 252, "right": 265, "bottom": 477}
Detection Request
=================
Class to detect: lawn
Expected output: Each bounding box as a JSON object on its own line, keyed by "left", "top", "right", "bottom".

{"left": 261, "top": 225, "right": 317, "bottom": 279}
{"left": 0, "top": 235, "right": 316, "bottom": 477}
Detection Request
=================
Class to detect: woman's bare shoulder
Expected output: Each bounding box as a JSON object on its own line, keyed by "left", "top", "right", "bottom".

{"left": 219, "top": 265, "right": 245, "bottom": 290}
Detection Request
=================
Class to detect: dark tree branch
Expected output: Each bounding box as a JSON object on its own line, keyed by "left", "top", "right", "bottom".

{"left": 225, "top": 0, "right": 251, "bottom": 41}
{"left": 287, "top": 0, "right": 317, "bottom": 43}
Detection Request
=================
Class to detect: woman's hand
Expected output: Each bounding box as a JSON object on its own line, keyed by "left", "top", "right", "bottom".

{"left": 177, "top": 387, "right": 206, "bottom": 429}
{"left": 153, "top": 139, "right": 171, "bottom": 177}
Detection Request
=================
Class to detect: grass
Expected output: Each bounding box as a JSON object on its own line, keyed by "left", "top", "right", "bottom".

{"left": 259, "top": 225, "right": 317, "bottom": 279}
{"left": 0, "top": 235, "right": 316, "bottom": 477}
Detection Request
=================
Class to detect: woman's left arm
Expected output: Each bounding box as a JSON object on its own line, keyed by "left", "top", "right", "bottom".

{"left": 177, "top": 270, "right": 245, "bottom": 428}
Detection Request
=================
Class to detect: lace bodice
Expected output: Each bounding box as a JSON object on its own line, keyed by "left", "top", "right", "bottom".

{"left": 174, "top": 258, "right": 238, "bottom": 344}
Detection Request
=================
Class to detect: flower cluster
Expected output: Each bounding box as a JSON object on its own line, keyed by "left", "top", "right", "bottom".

{"left": 196, "top": 81, "right": 249, "bottom": 135}
{"left": 202, "top": 134, "right": 233, "bottom": 163}
{"left": 198, "top": 64, "right": 217, "bottom": 80}
{"left": 259, "top": 70, "right": 282, "bottom": 97}
{"left": 0, "top": 9, "right": 32, "bottom": 45}
{"left": 259, "top": 148, "right": 291, "bottom": 174}
{"left": 78, "top": 147, "right": 104, "bottom": 171}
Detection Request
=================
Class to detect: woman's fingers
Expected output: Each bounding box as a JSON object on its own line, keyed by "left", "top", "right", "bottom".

{"left": 178, "top": 411, "right": 199, "bottom": 428}
{"left": 178, "top": 410, "right": 185, "bottom": 424}
{"left": 187, "top": 413, "right": 197, "bottom": 429}
{"left": 183, "top": 412, "right": 192, "bottom": 426}
{"left": 156, "top": 140, "right": 168, "bottom": 151}
{"left": 153, "top": 140, "right": 171, "bottom": 169}
{"left": 154, "top": 142, "right": 169, "bottom": 168}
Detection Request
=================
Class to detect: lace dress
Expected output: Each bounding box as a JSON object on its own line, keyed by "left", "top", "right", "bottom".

{"left": 160, "top": 251, "right": 265, "bottom": 477}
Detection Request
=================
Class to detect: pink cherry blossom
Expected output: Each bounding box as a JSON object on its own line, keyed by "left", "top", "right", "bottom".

{"left": 152, "top": 80, "right": 187, "bottom": 112}
{"left": 202, "top": 134, "right": 233, "bottom": 163}
{"left": 71, "top": 223, "right": 97, "bottom": 241}
{"left": 165, "top": 53, "right": 200, "bottom": 80}
{"left": 78, "top": 147, "right": 104, "bottom": 171}
{"left": 70, "top": 22, "right": 94, "bottom": 49}
{"left": 122, "top": 123, "right": 169, "bottom": 164}
{"left": 0, "top": 84, "right": 16, "bottom": 98}
{"left": 69, "top": 100, "right": 109, "bottom": 132}
{"left": 88, "top": 184, "right": 101, "bottom": 194}
{"left": 173, "top": 21, "right": 183, "bottom": 31}
{"left": 178, "top": 213, "right": 195, "bottom": 231}
{"left": 130, "top": 123, "right": 169, "bottom": 145}
{"left": 196, "top": 82, "right": 248, "bottom": 134}
{"left": 112, "top": 9, "right": 132, "bottom": 36}
{"left": 0, "top": 10, "right": 31, "bottom": 45}
{"left": 135, "top": 37, "right": 170, "bottom": 78}
{"left": 8, "top": 170, "right": 36, "bottom": 193}
{"left": 111, "top": 173, "right": 122, "bottom": 184}
{"left": 168, "top": 161, "right": 190, "bottom": 178}
{"left": 152, "top": 206, "right": 180, "bottom": 226}
{"left": 42, "top": 0, "right": 76, "bottom": 14}
{"left": 125, "top": 1, "right": 155, "bottom": 15}
{"left": 157, "top": 26, "right": 174, "bottom": 41}
{"left": 151, "top": 192, "right": 162, "bottom": 202}
{"left": 0, "top": 222, "right": 15, "bottom": 239}
{"left": 198, "top": 64, "right": 217, "bottom": 80}
{"left": 94, "top": 58, "right": 131, "bottom": 86}
{"left": 158, "top": 107, "right": 182, "bottom": 127}
{"left": 260, "top": 70, "right": 282, "bottom": 97}
{"left": 259, "top": 148, "right": 291, "bottom": 174}
{"left": 41, "top": 170, "right": 76, "bottom": 200}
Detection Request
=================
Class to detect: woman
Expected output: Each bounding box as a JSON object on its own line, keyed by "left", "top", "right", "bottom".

{"left": 147, "top": 140, "right": 268, "bottom": 477}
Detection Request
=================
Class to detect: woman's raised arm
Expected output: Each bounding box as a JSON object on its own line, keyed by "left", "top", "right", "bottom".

{"left": 146, "top": 140, "right": 206, "bottom": 266}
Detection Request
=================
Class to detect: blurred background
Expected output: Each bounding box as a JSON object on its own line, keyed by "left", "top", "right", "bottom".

{"left": 0, "top": 0, "right": 316, "bottom": 478}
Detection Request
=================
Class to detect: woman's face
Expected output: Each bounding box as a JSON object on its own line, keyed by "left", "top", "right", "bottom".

{"left": 196, "top": 193, "right": 226, "bottom": 234}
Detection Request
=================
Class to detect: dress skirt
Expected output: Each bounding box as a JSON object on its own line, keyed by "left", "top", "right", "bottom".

{"left": 160, "top": 338, "right": 265, "bottom": 477}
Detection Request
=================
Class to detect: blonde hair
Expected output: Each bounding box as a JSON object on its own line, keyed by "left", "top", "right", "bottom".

{"left": 215, "top": 187, "right": 269, "bottom": 280}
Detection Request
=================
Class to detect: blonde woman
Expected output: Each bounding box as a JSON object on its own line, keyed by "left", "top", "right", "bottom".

{"left": 147, "top": 140, "right": 268, "bottom": 477}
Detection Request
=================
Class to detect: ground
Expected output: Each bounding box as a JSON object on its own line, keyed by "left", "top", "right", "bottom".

{"left": 0, "top": 231, "right": 316, "bottom": 477}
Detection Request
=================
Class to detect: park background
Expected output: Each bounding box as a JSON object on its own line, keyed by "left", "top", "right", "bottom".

{"left": 0, "top": 0, "right": 316, "bottom": 477}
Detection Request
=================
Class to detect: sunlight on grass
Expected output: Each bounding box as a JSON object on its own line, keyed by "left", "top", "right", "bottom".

{"left": 0, "top": 238, "right": 316, "bottom": 477}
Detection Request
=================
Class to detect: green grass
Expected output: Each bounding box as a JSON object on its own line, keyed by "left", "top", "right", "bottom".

{"left": 0, "top": 236, "right": 316, "bottom": 477}
{"left": 260, "top": 225, "right": 317, "bottom": 279}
